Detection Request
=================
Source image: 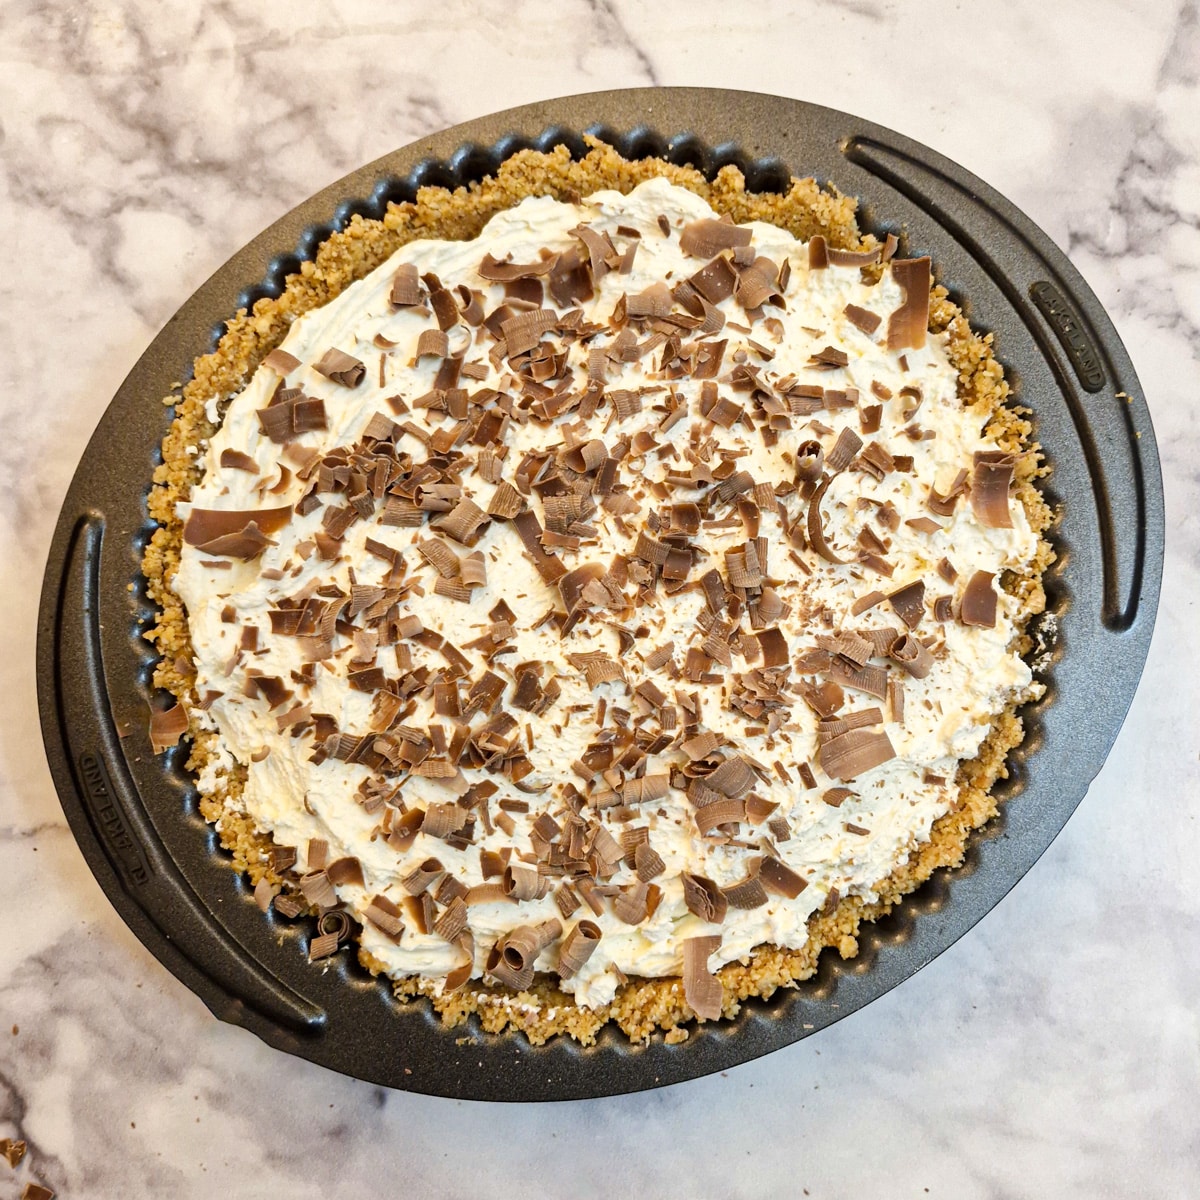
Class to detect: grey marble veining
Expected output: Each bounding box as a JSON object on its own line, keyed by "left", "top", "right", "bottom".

{"left": 2, "top": 0, "right": 1198, "bottom": 1196}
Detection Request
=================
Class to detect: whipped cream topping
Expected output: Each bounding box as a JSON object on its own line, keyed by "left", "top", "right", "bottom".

{"left": 174, "top": 178, "right": 1037, "bottom": 1008}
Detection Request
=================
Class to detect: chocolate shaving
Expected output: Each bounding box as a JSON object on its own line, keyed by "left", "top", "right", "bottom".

{"left": 843, "top": 303, "right": 882, "bottom": 335}
{"left": 808, "top": 235, "right": 829, "bottom": 270}
{"left": 687, "top": 254, "right": 738, "bottom": 305}
{"left": 705, "top": 755, "right": 758, "bottom": 798}
{"left": 502, "top": 865, "right": 541, "bottom": 902}
{"left": 695, "top": 797, "right": 746, "bottom": 835}
{"left": 799, "top": 679, "right": 845, "bottom": 718}
{"left": 559, "top": 563, "right": 605, "bottom": 622}
{"left": 220, "top": 449, "right": 259, "bottom": 473}
{"left": 960, "top": 570, "right": 998, "bottom": 628}
{"left": 680, "top": 218, "right": 752, "bottom": 258}
{"left": 570, "top": 224, "right": 618, "bottom": 284}
{"left": 824, "top": 786, "right": 856, "bottom": 807}
{"left": 273, "top": 893, "right": 303, "bottom": 918}
{"left": 612, "top": 881, "right": 651, "bottom": 924}
{"left": 809, "top": 344, "right": 849, "bottom": 369}
{"left": 758, "top": 856, "right": 808, "bottom": 898}
{"left": 569, "top": 651, "right": 624, "bottom": 689}
{"left": 416, "top": 328, "right": 449, "bottom": 359}
{"left": 886, "top": 257, "right": 931, "bottom": 351}
{"left": 887, "top": 580, "right": 926, "bottom": 629}
{"left": 365, "top": 895, "right": 405, "bottom": 942}
{"left": 722, "top": 868, "right": 769, "bottom": 910}
{"left": 309, "top": 931, "right": 340, "bottom": 961}
{"left": 682, "top": 935, "right": 723, "bottom": 1021}
{"left": 818, "top": 727, "right": 896, "bottom": 781}
{"left": 487, "top": 481, "right": 525, "bottom": 519}
{"left": 478, "top": 252, "right": 556, "bottom": 281}
{"left": 313, "top": 347, "right": 366, "bottom": 387}
{"left": 460, "top": 551, "right": 487, "bottom": 588}
{"left": 736, "top": 256, "right": 784, "bottom": 310}
{"left": 435, "top": 498, "right": 488, "bottom": 545}
{"left": 928, "top": 469, "right": 969, "bottom": 517}
{"left": 501, "top": 307, "right": 557, "bottom": 356}
{"left": 512, "top": 510, "right": 566, "bottom": 583}
{"left": 433, "top": 896, "right": 468, "bottom": 943}
{"left": 390, "top": 262, "right": 421, "bottom": 307}
{"left": 326, "top": 856, "right": 364, "bottom": 889}
{"left": 826, "top": 427, "right": 864, "bottom": 473}
{"left": 1, "top": 1139, "right": 27, "bottom": 1169}
{"left": 149, "top": 703, "right": 188, "bottom": 752}
{"left": 417, "top": 537, "right": 460, "bottom": 578}
{"left": 183, "top": 505, "right": 292, "bottom": 559}
{"left": 681, "top": 873, "right": 728, "bottom": 923}
{"left": 906, "top": 517, "right": 943, "bottom": 535}
{"left": 300, "top": 868, "right": 337, "bottom": 909}
{"left": 829, "top": 245, "right": 882, "bottom": 267}
{"left": 548, "top": 245, "right": 595, "bottom": 306}
{"left": 634, "top": 841, "right": 666, "bottom": 881}
{"left": 825, "top": 658, "right": 888, "bottom": 700}
{"left": 626, "top": 282, "right": 673, "bottom": 317}
{"left": 426, "top": 276, "right": 460, "bottom": 330}
{"left": 971, "top": 451, "right": 1016, "bottom": 528}
{"left": 262, "top": 348, "right": 300, "bottom": 375}
{"left": 623, "top": 774, "right": 670, "bottom": 805}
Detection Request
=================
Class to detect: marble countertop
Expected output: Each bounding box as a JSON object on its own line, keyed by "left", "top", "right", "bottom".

{"left": 3, "top": 1, "right": 1197, "bottom": 1195}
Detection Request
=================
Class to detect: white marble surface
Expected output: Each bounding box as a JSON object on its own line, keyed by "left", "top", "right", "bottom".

{"left": 2, "top": 0, "right": 1198, "bottom": 1195}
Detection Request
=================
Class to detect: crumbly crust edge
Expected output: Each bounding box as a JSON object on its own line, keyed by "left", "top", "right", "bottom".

{"left": 142, "top": 138, "right": 1054, "bottom": 1047}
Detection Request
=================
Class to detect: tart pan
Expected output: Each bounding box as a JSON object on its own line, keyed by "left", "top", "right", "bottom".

{"left": 36, "top": 89, "right": 1163, "bottom": 1101}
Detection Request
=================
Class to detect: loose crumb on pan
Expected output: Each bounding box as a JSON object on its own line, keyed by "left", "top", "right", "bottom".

{"left": 142, "top": 137, "right": 1053, "bottom": 1045}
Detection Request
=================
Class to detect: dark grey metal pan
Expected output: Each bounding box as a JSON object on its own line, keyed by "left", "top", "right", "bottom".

{"left": 36, "top": 88, "right": 1163, "bottom": 1101}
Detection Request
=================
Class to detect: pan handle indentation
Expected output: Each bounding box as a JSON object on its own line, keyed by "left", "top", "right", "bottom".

{"left": 51, "top": 513, "right": 325, "bottom": 1035}
{"left": 843, "top": 135, "right": 1149, "bottom": 632}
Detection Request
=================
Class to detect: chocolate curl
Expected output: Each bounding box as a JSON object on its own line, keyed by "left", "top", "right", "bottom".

{"left": 961, "top": 570, "right": 998, "bottom": 628}
{"left": 502, "top": 864, "right": 542, "bottom": 902}
{"left": 401, "top": 857, "right": 445, "bottom": 896}
{"left": 888, "top": 632, "right": 934, "bottom": 679}
{"left": 444, "top": 929, "right": 475, "bottom": 992}
{"left": 794, "top": 439, "right": 824, "bottom": 483}
{"left": 722, "top": 867, "right": 769, "bottom": 910}
{"left": 149, "top": 703, "right": 189, "bottom": 752}
{"left": 487, "top": 919, "right": 562, "bottom": 990}
{"left": 683, "top": 935, "right": 724, "bottom": 1021}
{"left": 886, "top": 257, "right": 931, "bottom": 351}
{"left": 313, "top": 347, "right": 366, "bottom": 387}
{"left": 556, "top": 920, "right": 602, "bottom": 980}
{"left": 389, "top": 262, "right": 422, "bottom": 306}
{"left": 971, "top": 452, "right": 1016, "bottom": 529}
{"left": 818, "top": 728, "right": 897, "bottom": 781}
{"left": 807, "top": 478, "right": 848, "bottom": 565}
{"left": 261, "top": 348, "right": 301, "bottom": 375}
{"left": 679, "top": 218, "right": 752, "bottom": 258}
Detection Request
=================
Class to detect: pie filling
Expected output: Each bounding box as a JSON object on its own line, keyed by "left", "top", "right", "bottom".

{"left": 170, "top": 176, "right": 1039, "bottom": 1015}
